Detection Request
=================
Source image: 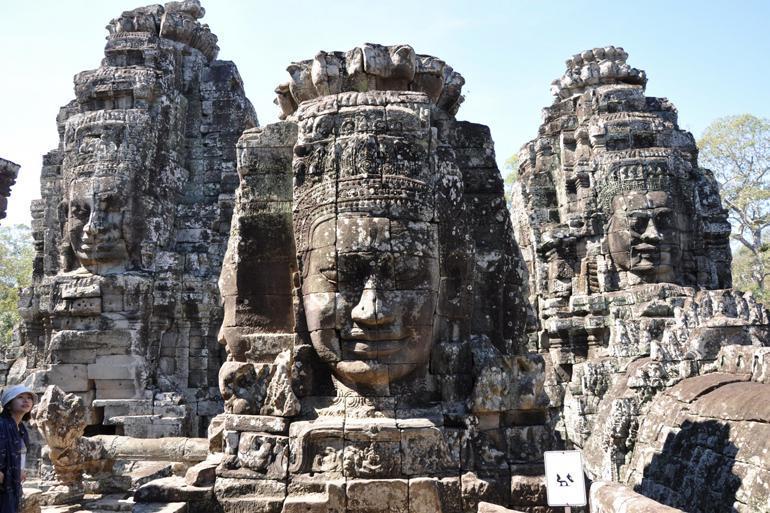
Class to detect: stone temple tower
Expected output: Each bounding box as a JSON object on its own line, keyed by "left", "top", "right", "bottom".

{"left": 512, "top": 46, "right": 770, "bottom": 499}
{"left": 12, "top": 0, "right": 257, "bottom": 438}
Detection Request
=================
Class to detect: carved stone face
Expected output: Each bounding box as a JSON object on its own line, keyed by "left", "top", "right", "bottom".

{"left": 301, "top": 214, "right": 439, "bottom": 391}
{"left": 607, "top": 190, "right": 686, "bottom": 283}
{"left": 67, "top": 175, "right": 131, "bottom": 274}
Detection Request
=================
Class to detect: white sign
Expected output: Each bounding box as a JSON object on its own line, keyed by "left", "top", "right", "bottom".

{"left": 544, "top": 450, "right": 587, "bottom": 507}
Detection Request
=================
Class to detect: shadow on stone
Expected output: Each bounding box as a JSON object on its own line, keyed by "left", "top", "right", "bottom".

{"left": 636, "top": 419, "right": 740, "bottom": 513}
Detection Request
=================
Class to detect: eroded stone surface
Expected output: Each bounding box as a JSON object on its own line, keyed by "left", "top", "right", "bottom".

{"left": 211, "top": 44, "right": 545, "bottom": 513}
{"left": 11, "top": 0, "right": 256, "bottom": 441}
{"left": 513, "top": 47, "right": 770, "bottom": 513}
{"left": 0, "top": 157, "right": 20, "bottom": 222}
{"left": 17, "top": 16, "right": 770, "bottom": 513}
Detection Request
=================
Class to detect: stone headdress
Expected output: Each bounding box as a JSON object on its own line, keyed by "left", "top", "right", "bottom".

{"left": 291, "top": 91, "right": 454, "bottom": 254}
{"left": 595, "top": 151, "right": 696, "bottom": 215}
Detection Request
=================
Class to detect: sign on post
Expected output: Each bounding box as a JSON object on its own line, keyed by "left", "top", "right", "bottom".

{"left": 544, "top": 450, "right": 587, "bottom": 508}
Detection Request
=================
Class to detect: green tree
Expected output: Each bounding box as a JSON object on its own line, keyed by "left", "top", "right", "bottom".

{"left": 503, "top": 153, "right": 519, "bottom": 204}
{"left": 0, "top": 224, "right": 34, "bottom": 348}
{"left": 698, "top": 114, "right": 770, "bottom": 304}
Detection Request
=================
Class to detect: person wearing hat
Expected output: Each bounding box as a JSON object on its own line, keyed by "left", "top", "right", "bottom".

{"left": 0, "top": 385, "right": 35, "bottom": 513}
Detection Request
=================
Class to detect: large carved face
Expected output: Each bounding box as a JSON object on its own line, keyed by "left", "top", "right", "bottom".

{"left": 301, "top": 214, "right": 439, "bottom": 391}
{"left": 606, "top": 190, "right": 687, "bottom": 282}
{"left": 67, "top": 175, "right": 132, "bottom": 274}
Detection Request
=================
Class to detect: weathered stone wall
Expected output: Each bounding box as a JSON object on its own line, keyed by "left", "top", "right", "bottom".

{"left": 512, "top": 46, "right": 770, "bottom": 513}
{"left": 14, "top": 11, "right": 770, "bottom": 512}
{"left": 0, "top": 157, "right": 20, "bottom": 222}
{"left": 206, "top": 44, "right": 555, "bottom": 513}
{"left": 12, "top": 0, "right": 257, "bottom": 439}
{"left": 619, "top": 345, "right": 770, "bottom": 512}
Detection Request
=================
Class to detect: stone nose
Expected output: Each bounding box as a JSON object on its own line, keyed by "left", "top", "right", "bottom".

{"left": 641, "top": 218, "right": 662, "bottom": 242}
{"left": 83, "top": 210, "right": 102, "bottom": 240}
{"left": 351, "top": 281, "right": 396, "bottom": 327}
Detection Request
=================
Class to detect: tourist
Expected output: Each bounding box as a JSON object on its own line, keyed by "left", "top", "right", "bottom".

{"left": 0, "top": 385, "right": 35, "bottom": 513}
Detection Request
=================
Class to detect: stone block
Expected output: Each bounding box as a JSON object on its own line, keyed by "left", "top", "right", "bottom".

{"left": 477, "top": 503, "right": 525, "bottom": 513}
{"left": 186, "top": 455, "right": 222, "bottom": 487}
{"left": 236, "top": 432, "right": 289, "bottom": 478}
{"left": 132, "top": 503, "right": 187, "bottom": 513}
{"left": 222, "top": 414, "right": 288, "bottom": 434}
{"left": 49, "top": 329, "right": 133, "bottom": 364}
{"left": 461, "top": 472, "right": 511, "bottom": 513}
{"left": 509, "top": 474, "right": 547, "bottom": 508}
{"left": 346, "top": 479, "right": 408, "bottom": 513}
{"left": 88, "top": 355, "right": 146, "bottom": 380}
{"left": 215, "top": 477, "right": 286, "bottom": 513}
{"left": 401, "top": 426, "right": 456, "bottom": 475}
{"left": 26, "top": 365, "right": 90, "bottom": 393}
{"left": 122, "top": 416, "right": 186, "bottom": 438}
{"left": 95, "top": 379, "right": 144, "bottom": 400}
{"left": 409, "top": 478, "right": 442, "bottom": 513}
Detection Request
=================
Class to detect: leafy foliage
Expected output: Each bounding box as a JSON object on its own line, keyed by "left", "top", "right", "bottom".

{"left": 0, "top": 224, "right": 34, "bottom": 348}
{"left": 731, "top": 244, "right": 770, "bottom": 304}
{"left": 698, "top": 114, "right": 770, "bottom": 304}
{"left": 503, "top": 153, "right": 519, "bottom": 204}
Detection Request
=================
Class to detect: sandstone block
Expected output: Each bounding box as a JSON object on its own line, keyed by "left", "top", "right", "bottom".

{"left": 346, "top": 479, "right": 408, "bottom": 513}
{"left": 88, "top": 355, "right": 146, "bottom": 380}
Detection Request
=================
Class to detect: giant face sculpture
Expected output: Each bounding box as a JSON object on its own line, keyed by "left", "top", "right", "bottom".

{"left": 606, "top": 190, "right": 687, "bottom": 283}
{"left": 301, "top": 214, "right": 439, "bottom": 391}
{"left": 67, "top": 174, "right": 132, "bottom": 274}
{"left": 293, "top": 92, "right": 444, "bottom": 393}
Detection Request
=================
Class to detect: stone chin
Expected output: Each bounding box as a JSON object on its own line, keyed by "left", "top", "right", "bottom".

{"left": 71, "top": 240, "right": 129, "bottom": 274}
{"left": 333, "top": 360, "right": 421, "bottom": 390}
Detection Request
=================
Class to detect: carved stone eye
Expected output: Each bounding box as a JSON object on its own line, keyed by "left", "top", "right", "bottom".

{"left": 70, "top": 203, "right": 91, "bottom": 219}
{"left": 340, "top": 120, "right": 355, "bottom": 135}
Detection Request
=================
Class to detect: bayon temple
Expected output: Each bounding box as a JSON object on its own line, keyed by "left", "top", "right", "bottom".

{"left": 1, "top": 2, "right": 769, "bottom": 513}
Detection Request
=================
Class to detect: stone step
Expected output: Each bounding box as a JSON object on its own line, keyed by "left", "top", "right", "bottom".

{"left": 41, "top": 506, "right": 83, "bottom": 513}
{"left": 80, "top": 494, "right": 134, "bottom": 511}
{"left": 96, "top": 461, "right": 174, "bottom": 493}
{"left": 132, "top": 504, "right": 187, "bottom": 513}
{"left": 218, "top": 497, "right": 284, "bottom": 513}
{"left": 134, "top": 476, "right": 212, "bottom": 504}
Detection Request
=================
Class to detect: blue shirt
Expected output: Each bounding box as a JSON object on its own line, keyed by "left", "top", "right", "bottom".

{"left": 0, "top": 413, "right": 28, "bottom": 512}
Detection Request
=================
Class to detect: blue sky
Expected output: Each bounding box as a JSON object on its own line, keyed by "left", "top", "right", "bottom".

{"left": 1, "top": 0, "right": 769, "bottom": 226}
